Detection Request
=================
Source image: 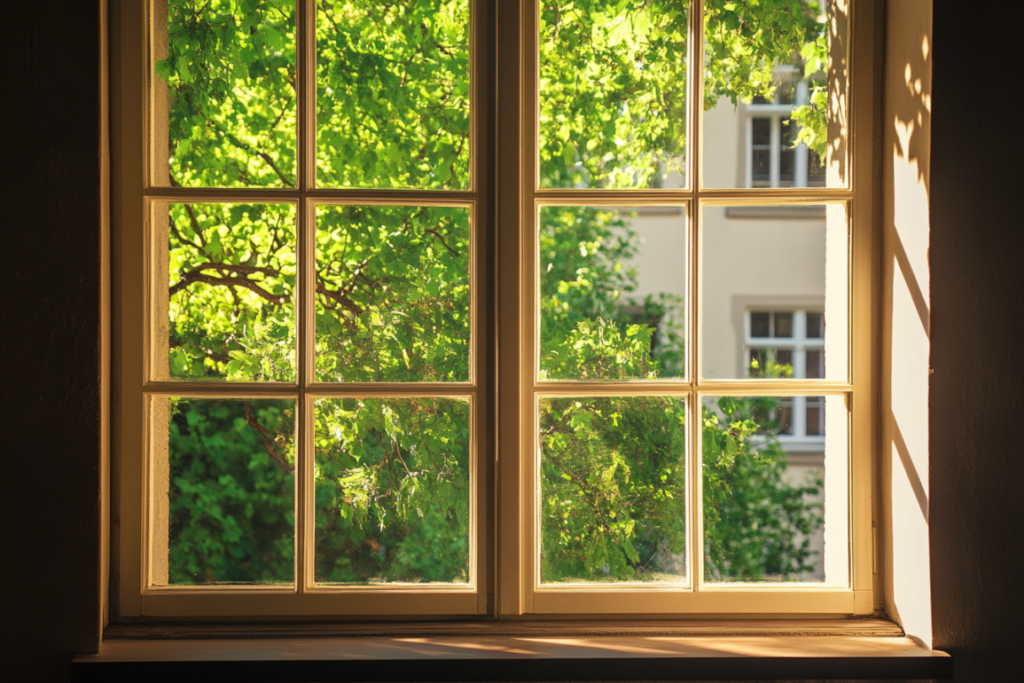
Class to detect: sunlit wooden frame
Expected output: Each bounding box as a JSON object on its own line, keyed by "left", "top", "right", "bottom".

{"left": 113, "top": 0, "right": 880, "bottom": 621}
{"left": 114, "top": 0, "right": 492, "bottom": 618}
{"left": 496, "top": 0, "right": 879, "bottom": 616}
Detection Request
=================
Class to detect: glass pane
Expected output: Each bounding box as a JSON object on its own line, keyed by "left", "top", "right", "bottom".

{"left": 151, "top": 397, "right": 295, "bottom": 586}
{"left": 158, "top": 203, "right": 296, "bottom": 382}
{"left": 316, "top": 1, "right": 470, "bottom": 189}
{"left": 314, "top": 397, "right": 470, "bottom": 584}
{"left": 540, "top": 396, "right": 687, "bottom": 584}
{"left": 315, "top": 205, "right": 470, "bottom": 382}
{"left": 702, "top": 204, "right": 847, "bottom": 380}
{"left": 702, "top": 395, "right": 842, "bottom": 584}
{"left": 539, "top": 1, "right": 690, "bottom": 189}
{"left": 539, "top": 206, "right": 687, "bottom": 380}
{"left": 152, "top": 0, "right": 297, "bottom": 188}
{"left": 702, "top": 0, "right": 848, "bottom": 189}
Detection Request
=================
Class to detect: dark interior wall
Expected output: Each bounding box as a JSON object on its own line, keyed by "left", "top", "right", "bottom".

{"left": 928, "top": 2, "right": 1024, "bottom": 681}
{"left": 1, "top": 1, "right": 104, "bottom": 681}
{"left": 1, "top": 1, "right": 1022, "bottom": 682}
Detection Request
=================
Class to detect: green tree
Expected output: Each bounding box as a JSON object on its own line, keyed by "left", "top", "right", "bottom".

{"left": 157, "top": 0, "right": 827, "bottom": 585}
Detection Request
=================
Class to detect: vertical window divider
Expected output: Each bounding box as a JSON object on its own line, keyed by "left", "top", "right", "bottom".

{"left": 688, "top": 0, "right": 705, "bottom": 594}
{"left": 296, "top": 0, "right": 316, "bottom": 595}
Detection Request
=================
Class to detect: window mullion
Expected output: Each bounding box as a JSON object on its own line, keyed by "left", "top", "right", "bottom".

{"left": 689, "top": 0, "right": 705, "bottom": 594}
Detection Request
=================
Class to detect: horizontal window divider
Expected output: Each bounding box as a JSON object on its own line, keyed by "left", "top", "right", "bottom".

{"left": 136, "top": 592, "right": 482, "bottom": 618}
{"left": 698, "top": 585, "right": 853, "bottom": 593}
{"left": 697, "top": 190, "right": 852, "bottom": 203}
{"left": 693, "top": 380, "right": 853, "bottom": 394}
{"left": 308, "top": 190, "right": 478, "bottom": 205}
{"left": 142, "top": 382, "right": 299, "bottom": 396}
{"left": 142, "top": 586, "right": 296, "bottom": 595}
{"left": 144, "top": 188, "right": 300, "bottom": 202}
{"left": 533, "top": 190, "right": 692, "bottom": 204}
{"left": 304, "top": 584, "right": 477, "bottom": 594}
{"left": 534, "top": 584, "right": 691, "bottom": 593}
{"left": 533, "top": 383, "right": 693, "bottom": 396}
{"left": 304, "top": 383, "right": 478, "bottom": 396}
{"left": 142, "top": 383, "right": 479, "bottom": 396}
{"left": 143, "top": 188, "right": 479, "bottom": 204}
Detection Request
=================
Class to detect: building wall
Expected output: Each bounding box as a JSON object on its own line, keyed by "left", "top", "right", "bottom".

{"left": 2, "top": 1, "right": 1021, "bottom": 681}
{"left": 2, "top": 1, "right": 105, "bottom": 680}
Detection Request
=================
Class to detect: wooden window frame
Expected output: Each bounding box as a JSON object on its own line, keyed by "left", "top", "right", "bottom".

{"left": 112, "top": 0, "right": 881, "bottom": 621}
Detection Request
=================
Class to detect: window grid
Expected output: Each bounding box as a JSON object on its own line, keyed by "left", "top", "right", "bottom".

{"left": 115, "top": 0, "right": 879, "bottom": 620}
{"left": 135, "top": 0, "right": 490, "bottom": 614}
{"left": 518, "top": 0, "right": 857, "bottom": 613}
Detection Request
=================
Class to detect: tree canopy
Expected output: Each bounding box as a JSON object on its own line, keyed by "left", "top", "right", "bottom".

{"left": 156, "top": 0, "right": 829, "bottom": 586}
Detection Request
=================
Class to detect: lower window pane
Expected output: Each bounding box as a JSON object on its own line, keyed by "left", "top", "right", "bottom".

{"left": 539, "top": 396, "right": 688, "bottom": 584}
{"left": 314, "top": 397, "right": 471, "bottom": 584}
{"left": 702, "top": 395, "right": 848, "bottom": 585}
{"left": 151, "top": 397, "right": 296, "bottom": 586}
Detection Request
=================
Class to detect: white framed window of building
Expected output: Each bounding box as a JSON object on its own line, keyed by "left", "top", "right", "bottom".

{"left": 744, "top": 68, "right": 828, "bottom": 189}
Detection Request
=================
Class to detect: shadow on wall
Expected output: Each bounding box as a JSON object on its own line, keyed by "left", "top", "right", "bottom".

{"left": 882, "top": 0, "right": 933, "bottom": 649}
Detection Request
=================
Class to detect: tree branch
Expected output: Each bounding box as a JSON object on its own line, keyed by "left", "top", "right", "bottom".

{"left": 244, "top": 399, "right": 293, "bottom": 472}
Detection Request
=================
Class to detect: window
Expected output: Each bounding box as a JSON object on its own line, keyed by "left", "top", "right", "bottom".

{"left": 744, "top": 68, "right": 827, "bottom": 189}
{"left": 114, "top": 0, "right": 878, "bottom": 620}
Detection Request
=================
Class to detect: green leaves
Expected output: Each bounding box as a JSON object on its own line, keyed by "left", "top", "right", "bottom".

{"left": 539, "top": 0, "right": 690, "bottom": 189}
{"left": 157, "top": 0, "right": 297, "bottom": 188}
{"left": 314, "top": 398, "right": 470, "bottom": 584}
{"left": 166, "top": 203, "right": 296, "bottom": 382}
{"left": 314, "top": 204, "right": 470, "bottom": 383}
{"left": 315, "top": 1, "right": 470, "bottom": 189}
{"left": 166, "top": 398, "right": 295, "bottom": 585}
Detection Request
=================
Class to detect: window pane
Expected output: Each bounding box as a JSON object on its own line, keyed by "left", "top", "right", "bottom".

{"left": 157, "top": 202, "right": 296, "bottom": 382}
{"left": 774, "top": 312, "right": 794, "bottom": 338}
{"left": 539, "top": 396, "right": 687, "bottom": 584}
{"left": 151, "top": 397, "right": 295, "bottom": 586}
{"left": 702, "top": 1, "right": 848, "bottom": 189}
{"left": 314, "top": 397, "right": 470, "bottom": 584}
{"left": 702, "top": 395, "right": 840, "bottom": 584}
{"left": 702, "top": 204, "right": 848, "bottom": 380}
{"left": 539, "top": 1, "right": 690, "bottom": 189}
{"left": 750, "top": 311, "right": 771, "bottom": 338}
{"left": 806, "top": 348, "right": 824, "bottom": 379}
{"left": 539, "top": 206, "right": 687, "bottom": 381}
{"left": 316, "top": 1, "right": 470, "bottom": 190}
{"left": 315, "top": 205, "right": 470, "bottom": 383}
{"left": 151, "top": 0, "right": 297, "bottom": 188}
{"left": 806, "top": 311, "right": 824, "bottom": 338}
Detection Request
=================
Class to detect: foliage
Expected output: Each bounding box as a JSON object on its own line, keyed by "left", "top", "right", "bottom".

{"left": 315, "top": 204, "right": 470, "bottom": 382}
{"left": 157, "top": 0, "right": 827, "bottom": 586}
{"left": 167, "top": 398, "right": 295, "bottom": 584}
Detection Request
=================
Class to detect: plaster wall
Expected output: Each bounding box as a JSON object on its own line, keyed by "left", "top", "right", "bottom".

{"left": 1, "top": 1, "right": 105, "bottom": 680}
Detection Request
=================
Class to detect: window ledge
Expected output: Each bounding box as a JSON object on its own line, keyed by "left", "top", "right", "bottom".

{"left": 75, "top": 620, "right": 951, "bottom": 682}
